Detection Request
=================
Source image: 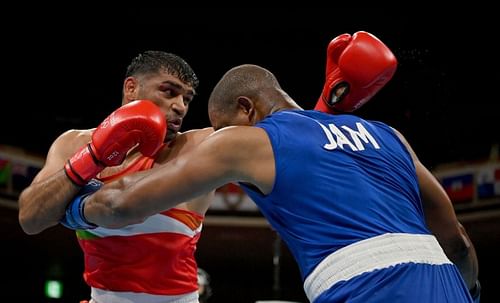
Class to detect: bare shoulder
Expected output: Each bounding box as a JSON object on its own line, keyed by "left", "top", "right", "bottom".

{"left": 32, "top": 128, "right": 93, "bottom": 181}
{"left": 158, "top": 126, "right": 270, "bottom": 166}
{"left": 178, "top": 127, "right": 214, "bottom": 144}
{"left": 60, "top": 128, "right": 93, "bottom": 141}
{"left": 51, "top": 128, "right": 93, "bottom": 157}
{"left": 155, "top": 127, "right": 214, "bottom": 164}
{"left": 206, "top": 126, "right": 275, "bottom": 193}
{"left": 206, "top": 126, "right": 271, "bottom": 158}
{"left": 212, "top": 126, "right": 268, "bottom": 143}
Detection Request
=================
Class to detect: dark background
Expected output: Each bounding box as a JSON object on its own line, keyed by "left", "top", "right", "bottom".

{"left": 3, "top": 7, "right": 499, "bottom": 167}
{"left": 2, "top": 7, "right": 499, "bottom": 302}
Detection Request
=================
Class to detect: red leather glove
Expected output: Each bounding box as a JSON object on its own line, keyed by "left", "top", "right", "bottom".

{"left": 64, "top": 100, "right": 167, "bottom": 185}
{"left": 315, "top": 31, "right": 397, "bottom": 113}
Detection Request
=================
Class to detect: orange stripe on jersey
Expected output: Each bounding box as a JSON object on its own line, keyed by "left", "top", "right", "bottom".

{"left": 162, "top": 208, "right": 204, "bottom": 231}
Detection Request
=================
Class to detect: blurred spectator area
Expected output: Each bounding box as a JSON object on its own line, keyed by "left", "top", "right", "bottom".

{"left": 0, "top": 145, "right": 43, "bottom": 202}
{"left": 3, "top": 144, "right": 498, "bottom": 211}
{"left": 1, "top": 144, "right": 499, "bottom": 302}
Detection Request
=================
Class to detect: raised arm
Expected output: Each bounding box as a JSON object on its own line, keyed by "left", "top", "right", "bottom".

{"left": 18, "top": 130, "right": 87, "bottom": 234}
{"left": 394, "top": 128, "right": 479, "bottom": 290}
{"left": 19, "top": 100, "right": 166, "bottom": 234}
{"left": 83, "top": 126, "right": 275, "bottom": 228}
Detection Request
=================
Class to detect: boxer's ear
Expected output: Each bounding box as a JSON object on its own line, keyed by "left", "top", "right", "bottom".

{"left": 123, "top": 77, "right": 139, "bottom": 102}
{"left": 237, "top": 96, "right": 253, "bottom": 114}
{"left": 236, "top": 96, "right": 257, "bottom": 125}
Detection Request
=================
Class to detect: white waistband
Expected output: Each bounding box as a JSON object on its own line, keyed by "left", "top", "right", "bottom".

{"left": 91, "top": 288, "right": 199, "bottom": 303}
{"left": 303, "top": 233, "right": 452, "bottom": 302}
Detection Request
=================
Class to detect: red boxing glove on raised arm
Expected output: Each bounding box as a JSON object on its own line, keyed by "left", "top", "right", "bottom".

{"left": 64, "top": 100, "right": 167, "bottom": 186}
{"left": 315, "top": 31, "right": 397, "bottom": 114}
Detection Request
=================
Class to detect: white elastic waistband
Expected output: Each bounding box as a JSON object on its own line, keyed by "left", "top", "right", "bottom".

{"left": 303, "top": 233, "right": 452, "bottom": 302}
{"left": 91, "top": 288, "right": 198, "bottom": 303}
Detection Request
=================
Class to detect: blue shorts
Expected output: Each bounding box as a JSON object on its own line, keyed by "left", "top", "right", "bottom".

{"left": 314, "top": 263, "right": 472, "bottom": 303}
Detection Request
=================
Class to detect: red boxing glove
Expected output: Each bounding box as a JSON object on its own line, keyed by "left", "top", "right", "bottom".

{"left": 64, "top": 100, "right": 167, "bottom": 186}
{"left": 315, "top": 31, "right": 397, "bottom": 113}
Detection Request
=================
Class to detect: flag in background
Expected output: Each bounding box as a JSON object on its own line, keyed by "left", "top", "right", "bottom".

{"left": 441, "top": 173, "right": 474, "bottom": 203}
{"left": 476, "top": 166, "right": 500, "bottom": 199}
{"left": 216, "top": 183, "right": 246, "bottom": 210}
{"left": 211, "top": 183, "right": 258, "bottom": 211}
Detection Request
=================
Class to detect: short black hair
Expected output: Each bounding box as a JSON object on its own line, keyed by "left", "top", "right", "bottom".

{"left": 126, "top": 50, "right": 199, "bottom": 89}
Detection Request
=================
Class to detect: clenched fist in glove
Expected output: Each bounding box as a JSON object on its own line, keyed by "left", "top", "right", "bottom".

{"left": 315, "top": 31, "right": 397, "bottom": 114}
{"left": 64, "top": 100, "right": 167, "bottom": 186}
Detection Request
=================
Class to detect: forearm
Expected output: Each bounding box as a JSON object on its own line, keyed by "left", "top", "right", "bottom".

{"left": 427, "top": 215, "right": 479, "bottom": 289}
{"left": 83, "top": 160, "right": 217, "bottom": 228}
{"left": 424, "top": 206, "right": 479, "bottom": 289}
{"left": 445, "top": 224, "right": 479, "bottom": 290}
{"left": 83, "top": 175, "right": 151, "bottom": 228}
{"left": 418, "top": 165, "right": 478, "bottom": 289}
{"left": 18, "top": 170, "right": 80, "bottom": 234}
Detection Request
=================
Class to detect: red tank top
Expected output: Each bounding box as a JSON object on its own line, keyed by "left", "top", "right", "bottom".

{"left": 76, "top": 154, "right": 204, "bottom": 295}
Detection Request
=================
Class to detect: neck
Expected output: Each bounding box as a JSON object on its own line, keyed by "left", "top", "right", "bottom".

{"left": 269, "top": 89, "right": 302, "bottom": 114}
{"left": 269, "top": 104, "right": 295, "bottom": 115}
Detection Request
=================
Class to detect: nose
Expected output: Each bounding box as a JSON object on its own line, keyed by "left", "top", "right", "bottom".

{"left": 170, "top": 94, "right": 187, "bottom": 117}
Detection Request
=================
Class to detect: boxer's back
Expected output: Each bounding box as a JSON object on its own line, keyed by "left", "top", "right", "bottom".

{"left": 242, "top": 110, "right": 428, "bottom": 274}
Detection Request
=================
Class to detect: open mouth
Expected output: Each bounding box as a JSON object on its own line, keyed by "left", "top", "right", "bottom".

{"left": 168, "top": 118, "right": 182, "bottom": 132}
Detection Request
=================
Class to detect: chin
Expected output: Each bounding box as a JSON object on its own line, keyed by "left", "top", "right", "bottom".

{"left": 165, "top": 132, "right": 178, "bottom": 142}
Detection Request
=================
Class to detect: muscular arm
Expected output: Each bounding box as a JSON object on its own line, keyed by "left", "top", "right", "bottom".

{"left": 394, "top": 129, "right": 479, "bottom": 289}
{"left": 84, "top": 126, "right": 275, "bottom": 228}
{"left": 18, "top": 130, "right": 88, "bottom": 234}
{"left": 173, "top": 127, "right": 216, "bottom": 215}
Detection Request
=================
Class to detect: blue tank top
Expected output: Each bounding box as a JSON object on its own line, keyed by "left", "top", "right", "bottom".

{"left": 239, "top": 110, "right": 431, "bottom": 280}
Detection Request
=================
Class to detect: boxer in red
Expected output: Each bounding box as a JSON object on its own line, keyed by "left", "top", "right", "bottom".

{"left": 19, "top": 51, "right": 214, "bottom": 303}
